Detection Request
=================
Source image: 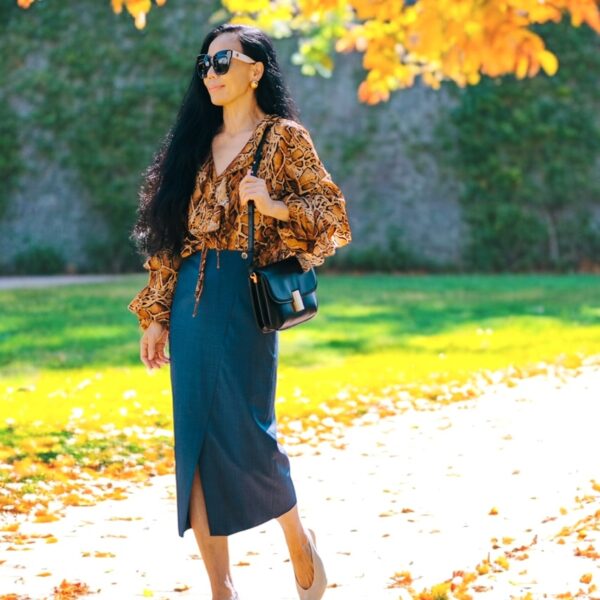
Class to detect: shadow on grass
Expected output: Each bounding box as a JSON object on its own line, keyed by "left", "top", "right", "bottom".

{"left": 0, "top": 273, "right": 599, "bottom": 374}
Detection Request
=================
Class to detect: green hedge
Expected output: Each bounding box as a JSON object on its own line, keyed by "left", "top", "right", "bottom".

{"left": 436, "top": 20, "right": 600, "bottom": 272}
{"left": 1, "top": 0, "right": 221, "bottom": 273}
{"left": 1, "top": 3, "right": 599, "bottom": 274}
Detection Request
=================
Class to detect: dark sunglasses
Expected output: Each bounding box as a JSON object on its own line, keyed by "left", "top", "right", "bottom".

{"left": 196, "top": 49, "right": 257, "bottom": 79}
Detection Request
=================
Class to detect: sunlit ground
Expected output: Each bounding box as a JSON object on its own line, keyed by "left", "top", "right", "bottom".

{"left": 0, "top": 273, "right": 599, "bottom": 522}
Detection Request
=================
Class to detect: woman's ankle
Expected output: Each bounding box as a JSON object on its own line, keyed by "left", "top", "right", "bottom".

{"left": 210, "top": 581, "right": 238, "bottom": 600}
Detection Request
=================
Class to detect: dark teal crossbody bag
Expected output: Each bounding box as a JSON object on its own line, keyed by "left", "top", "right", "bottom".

{"left": 246, "top": 123, "right": 318, "bottom": 333}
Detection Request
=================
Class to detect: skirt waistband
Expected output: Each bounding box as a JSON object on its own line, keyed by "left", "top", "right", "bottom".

{"left": 190, "top": 248, "right": 252, "bottom": 317}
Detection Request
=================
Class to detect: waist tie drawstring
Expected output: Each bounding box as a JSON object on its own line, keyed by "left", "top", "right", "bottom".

{"left": 192, "top": 246, "right": 208, "bottom": 317}
{"left": 192, "top": 247, "right": 220, "bottom": 317}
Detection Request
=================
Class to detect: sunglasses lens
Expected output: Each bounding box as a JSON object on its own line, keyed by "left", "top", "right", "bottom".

{"left": 214, "top": 50, "right": 231, "bottom": 75}
{"left": 196, "top": 55, "right": 209, "bottom": 78}
{"left": 196, "top": 51, "right": 232, "bottom": 78}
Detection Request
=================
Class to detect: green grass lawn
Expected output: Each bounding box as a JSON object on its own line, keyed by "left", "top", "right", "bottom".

{"left": 1, "top": 271, "right": 599, "bottom": 418}
{"left": 1, "top": 272, "right": 599, "bottom": 376}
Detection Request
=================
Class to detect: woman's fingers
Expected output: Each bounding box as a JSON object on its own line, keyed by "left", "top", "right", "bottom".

{"left": 140, "top": 335, "right": 153, "bottom": 369}
{"left": 141, "top": 335, "right": 159, "bottom": 370}
{"left": 154, "top": 338, "right": 170, "bottom": 365}
{"left": 240, "top": 179, "right": 261, "bottom": 190}
{"left": 140, "top": 327, "right": 169, "bottom": 370}
{"left": 240, "top": 181, "right": 260, "bottom": 194}
{"left": 239, "top": 170, "right": 266, "bottom": 208}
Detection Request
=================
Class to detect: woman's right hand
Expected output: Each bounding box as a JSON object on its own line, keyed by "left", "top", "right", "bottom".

{"left": 140, "top": 321, "right": 170, "bottom": 370}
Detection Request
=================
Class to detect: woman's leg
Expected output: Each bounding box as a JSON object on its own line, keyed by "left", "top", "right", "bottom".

{"left": 189, "top": 465, "right": 239, "bottom": 600}
{"left": 276, "top": 503, "right": 315, "bottom": 589}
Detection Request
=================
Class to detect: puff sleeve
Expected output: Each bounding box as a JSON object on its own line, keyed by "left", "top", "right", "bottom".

{"left": 127, "top": 249, "right": 182, "bottom": 331}
{"left": 273, "top": 122, "right": 352, "bottom": 270}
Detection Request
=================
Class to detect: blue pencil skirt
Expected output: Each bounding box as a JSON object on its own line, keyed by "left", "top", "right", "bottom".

{"left": 167, "top": 248, "right": 298, "bottom": 537}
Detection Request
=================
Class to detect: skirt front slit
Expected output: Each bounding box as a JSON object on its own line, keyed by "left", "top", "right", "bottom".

{"left": 168, "top": 248, "right": 297, "bottom": 537}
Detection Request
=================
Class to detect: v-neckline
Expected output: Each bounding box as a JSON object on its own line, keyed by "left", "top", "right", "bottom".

{"left": 210, "top": 114, "right": 273, "bottom": 181}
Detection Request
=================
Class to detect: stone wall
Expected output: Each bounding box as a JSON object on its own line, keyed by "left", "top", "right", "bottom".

{"left": 0, "top": 33, "right": 466, "bottom": 273}
{"left": 4, "top": 3, "right": 596, "bottom": 274}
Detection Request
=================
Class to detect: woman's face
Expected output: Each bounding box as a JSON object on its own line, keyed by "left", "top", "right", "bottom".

{"left": 203, "top": 33, "right": 263, "bottom": 107}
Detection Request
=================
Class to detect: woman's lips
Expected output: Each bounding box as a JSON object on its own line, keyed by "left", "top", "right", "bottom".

{"left": 209, "top": 85, "right": 224, "bottom": 91}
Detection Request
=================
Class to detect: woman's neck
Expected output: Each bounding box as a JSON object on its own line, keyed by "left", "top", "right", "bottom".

{"left": 220, "top": 103, "right": 267, "bottom": 137}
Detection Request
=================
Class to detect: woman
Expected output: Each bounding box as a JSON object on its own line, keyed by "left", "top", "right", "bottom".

{"left": 127, "top": 22, "right": 351, "bottom": 600}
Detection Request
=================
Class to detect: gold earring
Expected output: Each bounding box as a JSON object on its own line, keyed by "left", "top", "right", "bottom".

{"left": 250, "top": 80, "right": 258, "bottom": 89}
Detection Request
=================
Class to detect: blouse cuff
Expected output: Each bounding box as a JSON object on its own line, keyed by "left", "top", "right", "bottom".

{"left": 127, "top": 250, "right": 181, "bottom": 332}
{"left": 275, "top": 186, "right": 352, "bottom": 271}
{"left": 275, "top": 196, "right": 316, "bottom": 255}
{"left": 127, "top": 293, "right": 171, "bottom": 332}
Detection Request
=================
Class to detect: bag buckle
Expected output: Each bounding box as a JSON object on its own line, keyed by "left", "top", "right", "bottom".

{"left": 291, "top": 289, "right": 304, "bottom": 312}
{"left": 250, "top": 272, "right": 258, "bottom": 284}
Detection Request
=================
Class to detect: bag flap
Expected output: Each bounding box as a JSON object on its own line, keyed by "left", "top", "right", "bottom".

{"left": 255, "top": 256, "right": 317, "bottom": 303}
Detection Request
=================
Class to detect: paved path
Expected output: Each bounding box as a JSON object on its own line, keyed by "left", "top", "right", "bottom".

{"left": 0, "top": 274, "right": 133, "bottom": 290}
{"left": 2, "top": 366, "right": 600, "bottom": 599}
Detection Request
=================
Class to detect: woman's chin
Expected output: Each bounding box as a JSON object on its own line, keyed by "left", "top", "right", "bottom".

{"left": 208, "top": 92, "right": 228, "bottom": 105}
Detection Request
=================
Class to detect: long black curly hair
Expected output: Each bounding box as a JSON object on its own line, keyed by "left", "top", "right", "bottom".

{"left": 129, "top": 23, "right": 301, "bottom": 259}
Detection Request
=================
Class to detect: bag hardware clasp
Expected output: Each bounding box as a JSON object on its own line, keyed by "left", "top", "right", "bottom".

{"left": 291, "top": 289, "right": 304, "bottom": 312}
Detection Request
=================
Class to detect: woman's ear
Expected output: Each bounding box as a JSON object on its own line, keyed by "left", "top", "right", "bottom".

{"left": 252, "top": 61, "right": 265, "bottom": 83}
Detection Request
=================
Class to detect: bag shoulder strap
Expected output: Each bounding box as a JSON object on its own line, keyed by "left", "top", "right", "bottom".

{"left": 251, "top": 123, "right": 272, "bottom": 176}
{"left": 248, "top": 123, "right": 274, "bottom": 261}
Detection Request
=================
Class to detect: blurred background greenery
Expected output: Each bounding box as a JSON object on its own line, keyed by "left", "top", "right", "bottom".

{"left": 1, "top": 1, "right": 599, "bottom": 275}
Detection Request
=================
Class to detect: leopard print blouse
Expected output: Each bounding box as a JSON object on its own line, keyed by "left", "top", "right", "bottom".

{"left": 127, "top": 113, "right": 352, "bottom": 331}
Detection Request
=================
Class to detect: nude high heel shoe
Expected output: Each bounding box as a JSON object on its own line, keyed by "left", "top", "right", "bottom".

{"left": 294, "top": 528, "right": 327, "bottom": 600}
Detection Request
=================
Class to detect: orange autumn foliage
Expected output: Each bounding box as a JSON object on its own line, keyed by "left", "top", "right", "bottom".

{"left": 15, "top": 0, "right": 600, "bottom": 103}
